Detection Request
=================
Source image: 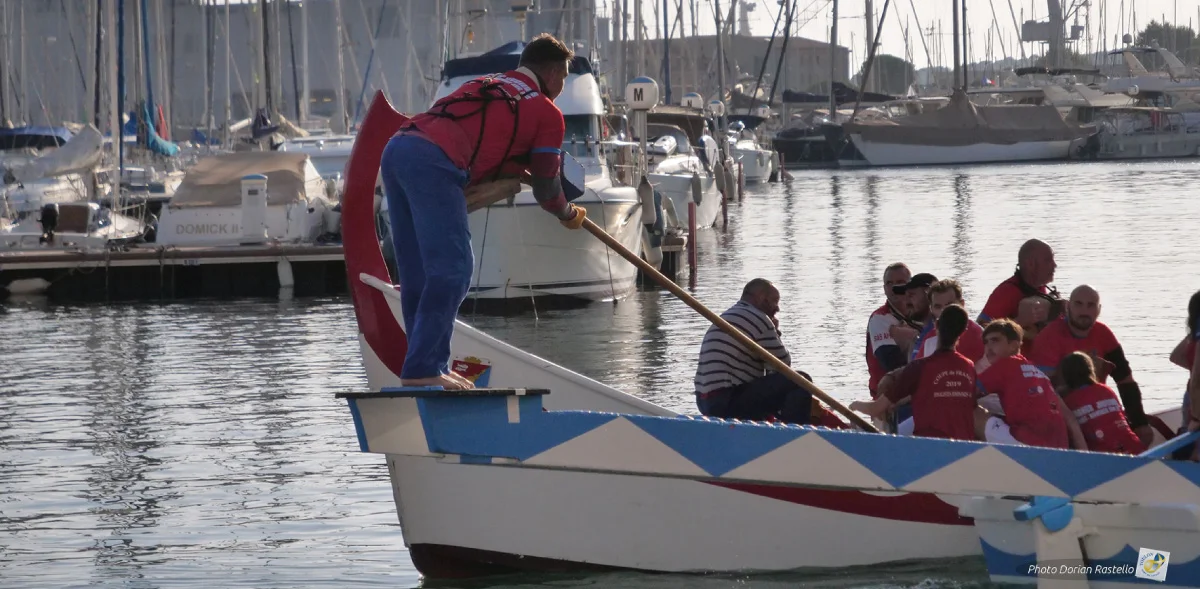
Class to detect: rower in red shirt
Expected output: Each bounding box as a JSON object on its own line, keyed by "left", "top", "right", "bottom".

{"left": 975, "top": 319, "right": 1084, "bottom": 449}
{"left": 866, "top": 262, "right": 916, "bottom": 398}
{"left": 912, "top": 279, "right": 986, "bottom": 363}
{"left": 1056, "top": 352, "right": 1145, "bottom": 454}
{"left": 1029, "top": 285, "right": 1153, "bottom": 444}
{"left": 851, "top": 304, "right": 979, "bottom": 441}
{"left": 380, "top": 35, "right": 584, "bottom": 390}
{"left": 977, "top": 239, "right": 1064, "bottom": 355}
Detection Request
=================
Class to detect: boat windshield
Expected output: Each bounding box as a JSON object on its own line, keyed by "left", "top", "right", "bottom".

{"left": 562, "top": 115, "right": 598, "bottom": 158}
{"left": 646, "top": 124, "right": 692, "bottom": 154}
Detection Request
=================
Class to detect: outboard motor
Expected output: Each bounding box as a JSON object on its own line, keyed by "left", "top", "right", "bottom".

{"left": 38, "top": 203, "right": 58, "bottom": 244}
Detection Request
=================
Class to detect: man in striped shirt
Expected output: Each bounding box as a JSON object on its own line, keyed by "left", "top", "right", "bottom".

{"left": 693, "top": 279, "right": 813, "bottom": 424}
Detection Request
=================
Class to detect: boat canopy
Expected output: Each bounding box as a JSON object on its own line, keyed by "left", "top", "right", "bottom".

{"left": 843, "top": 89, "right": 1094, "bottom": 146}
{"left": 782, "top": 82, "right": 898, "bottom": 105}
{"left": 442, "top": 42, "right": 594, "bottom": 80}
{"left": 168, "top": 152, "right": 324, "bottom": 209}
{"left": 0, "top": 126, "right": 73, "bottom": 151}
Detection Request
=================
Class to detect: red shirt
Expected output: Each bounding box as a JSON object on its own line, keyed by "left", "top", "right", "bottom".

{"left": 914, "top": 319, "right": 986, "bottom": 363}
{"left": 976, "top": 354, "right": 1069, "bottom": 448}
{"left": 1030, "top": 318, "right": 1121, "bottom": 380}
{"left": 866, "top": 303, "right": 905, "bottom": 394}
{"left": 403, "top": 69, "right": 565, "bottom": 184}
{"left": 886, "top": 350, "right": 978, "bottom": 440}
{"left": 1062, "top": 383, "right": 1145, "bottom": 454}
{"left": 978, "top": 274, "right": 1046, "bottom": 324}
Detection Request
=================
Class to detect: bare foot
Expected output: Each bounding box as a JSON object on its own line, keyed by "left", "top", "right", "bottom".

{"left": 445, "top": 371, "right": 475, "bottom": 389}
{"left": 401, "top": 374, "right": 468, "bottom": 390}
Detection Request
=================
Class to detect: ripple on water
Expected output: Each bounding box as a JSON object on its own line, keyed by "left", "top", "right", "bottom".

{"left": 4, "top": 160, "right": 1200, "bottom": 588}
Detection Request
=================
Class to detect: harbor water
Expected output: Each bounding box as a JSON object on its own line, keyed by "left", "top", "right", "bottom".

{"left": 4, "top": 160, "right": 1200, "bottom": 588}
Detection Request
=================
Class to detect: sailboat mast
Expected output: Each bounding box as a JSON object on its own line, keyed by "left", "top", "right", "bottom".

{"left": 830, "top": 0, "right": 838, "bottom": 115}
{"left": 715, "top": 0, "right": 725, "bottom": 103}
{"left": 225, "top": 0, "right": 231, "bottom": 137}
{"left": 951, "top": 0, "right": 960, "bottom": 91}
{"left": 300, "top": 0, "right": 309, "bottom": 122}
{"left": 662, "top": 0, "right": 672, "bottom": 104}
{"left": 108, "top": 0, "right": 121, "bottom": 212}
{"left": 94, "top": 0, "right": 105, "bottom": 128}
{"left": 260, "top": 0, "right": 273, "bottom": 115}
{"left": 333, "top": 0, "right": 347, "bottom": 132}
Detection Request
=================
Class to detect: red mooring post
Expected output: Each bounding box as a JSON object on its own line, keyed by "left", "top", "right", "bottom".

{"left": 721, "top": 184, "right": 728, "bottom": 229}
{"left": 737, "top": 162, "right": 745, "bottom": 200}
{"left": 688, "top": 201, "right": 697, "bottom": 287}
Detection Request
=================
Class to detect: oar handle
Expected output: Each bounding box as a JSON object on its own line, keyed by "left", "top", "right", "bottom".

{"left": 579, "top": 217, "right": 879, "bottom": 433}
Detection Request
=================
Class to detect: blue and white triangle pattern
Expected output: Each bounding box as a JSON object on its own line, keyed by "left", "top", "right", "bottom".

{"left": 405, "top": 394, "right": 1200, "bottom": 505}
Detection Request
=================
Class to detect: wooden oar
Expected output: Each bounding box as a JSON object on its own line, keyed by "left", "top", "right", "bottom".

{"left": 579, "top": 217, "right": 880, "bottom": 433}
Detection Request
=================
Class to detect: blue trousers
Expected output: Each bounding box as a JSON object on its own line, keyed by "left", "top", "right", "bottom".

{"left": 380, "top": 134, "right": 472, "bottom": 380}
{"left": 698, "top": 372, "right": 813, "bottom": 424}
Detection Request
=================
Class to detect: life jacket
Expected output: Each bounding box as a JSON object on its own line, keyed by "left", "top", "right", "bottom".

{"left": 1011, "top": 268, "right": 1064, "bottom": 326}
{"left": 405, "top": 72, "right": 539, "bottom": 182}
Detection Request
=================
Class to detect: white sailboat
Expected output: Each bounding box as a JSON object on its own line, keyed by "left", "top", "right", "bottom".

{"left": 844, "top": 90, "right": 1096, "bottom": 166}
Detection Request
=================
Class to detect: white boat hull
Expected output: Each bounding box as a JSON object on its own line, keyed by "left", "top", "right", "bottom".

{"left": 467, "top": 197, "right": 643, "bottom": 301}
{"left": 647, "top": 172, "right": 721, "bottom": 229}
{"left": 849, "top": 135, "right": 1076, "bottom": 166}
{"left": 732, "top": 145, "right": 774, "bottom": 183}
{"left": 1095, "top": 134, "right": 1200, "bottom": 159}
{"left": 389, "top": 453, "right": 980, "bottom": 575}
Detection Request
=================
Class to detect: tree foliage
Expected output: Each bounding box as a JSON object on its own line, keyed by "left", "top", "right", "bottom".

{"left": 857, "top": 54, "right": 916, "bottom": 95}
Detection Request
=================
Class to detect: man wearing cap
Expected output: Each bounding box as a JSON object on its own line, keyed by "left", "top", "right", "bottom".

{"left": 883, "top": 272, "right": 937, "bottom": 432}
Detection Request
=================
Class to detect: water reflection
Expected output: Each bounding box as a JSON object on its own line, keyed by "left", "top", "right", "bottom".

{"left": 5, "top": 161, "right": 1200, "bottom": 588}
{"left": 951, "top": 174, "right": 974, "bottom": 283}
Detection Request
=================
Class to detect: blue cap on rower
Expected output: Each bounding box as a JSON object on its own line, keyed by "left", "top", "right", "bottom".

{"left": 892, "top": 273, "right": 938, "bottom": 295}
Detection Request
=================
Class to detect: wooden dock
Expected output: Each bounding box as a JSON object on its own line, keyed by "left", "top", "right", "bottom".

{"left": 0, "top": 243, "right": 347, "bottom": 301}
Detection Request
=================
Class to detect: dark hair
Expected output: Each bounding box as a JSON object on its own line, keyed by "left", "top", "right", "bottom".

{"left": 1058, "top": 352, "right": 1097, "bottom": 391}
{"left": 982, "top": 318, "right": 1023, "bottom": 343}
{"left": 1189, "top": 289, "right": 1200, "bottom": 334}
{"left": 519, "top": 34, "right": 574, "bottom": 70}
{"left": 929, "top": 278, "right": 963, "bottom": 302}
{"left": 742, "top": 278, "right": 774, "bottom": 300}
{"left": 936, "top": 304, "right": 968, "bottom": 351}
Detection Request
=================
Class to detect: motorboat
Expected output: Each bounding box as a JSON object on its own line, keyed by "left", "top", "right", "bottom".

{"left": 1077, "top": 106, "right": 1200, "bottom": 160}
{"left": 726, "top": 114, "right": 776, "bottom": 184}
{"left": 644, "top": 105, "right": 725, "bottom": 229}
{"left": 334, "top": 105, "right": 1198, "bottom": 583}
{"left": 414, "top": 43, "right": 645, "bottom": 304}
{"left": 0, "top": 201, "right": 146, "bottom": 250}
{"left": 843, "top": 90, "right": 1096, "bottom": 166}
{"left": 0, "top": 126, "right": 103, "bottom": 220}
{"left": 155, "top": 151, "right": 340, "bottom": 246}
{"left": 277, "top": 134, "right": 355, "bottom": 199}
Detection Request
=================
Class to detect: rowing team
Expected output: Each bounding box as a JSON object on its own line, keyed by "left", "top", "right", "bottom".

{"left": 692, "top": 239, "right": 1199, "bottom": 460}
{"left": 854, "top": 239, "right": 1197, "bottom": 459}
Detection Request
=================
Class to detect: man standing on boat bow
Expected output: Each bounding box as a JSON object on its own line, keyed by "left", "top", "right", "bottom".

{"left": 694, "top": 279, "right": 814, "bottom": 424}
{"left": 381, "top": 34, "right": 585, "bottom": 390}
